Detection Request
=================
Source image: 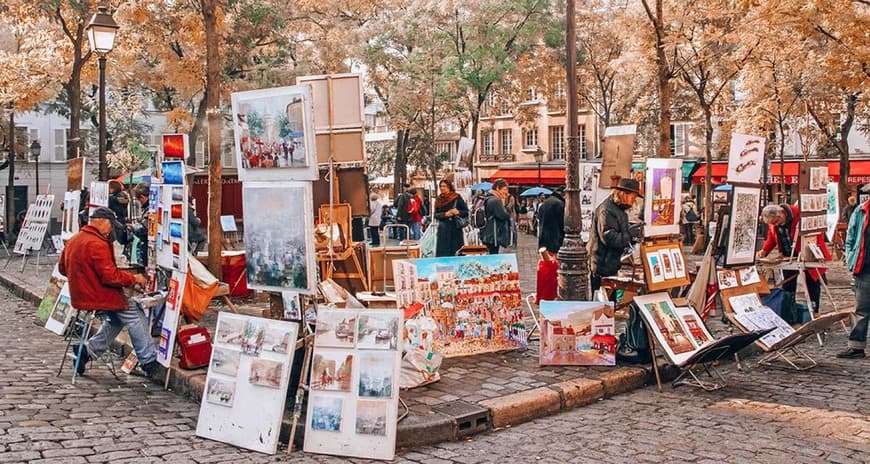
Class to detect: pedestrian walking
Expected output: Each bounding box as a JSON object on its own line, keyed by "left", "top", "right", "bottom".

{"left": 368, "top": 193, "right": 383, "bottom": 247}
{"left": 839, "top": 197, "right": 870, "bottom": 358}
{"left": 59, "top": 207, "right": 157, "bottom": 376}
{"left": 480, "top": 179, "right": 511, "bottom": 255}
{"left": 433, "top": 179, "right": 469, "bottom": 257}
{"left": 537, "top": 187, "right": 565, "bottom": 253}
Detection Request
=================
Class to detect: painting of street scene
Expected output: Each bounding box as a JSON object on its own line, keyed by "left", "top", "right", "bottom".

{"left": 243, "top": 183, "right": 313, "bottom": 292}
{"left": 248, "top": 359, "right": 283, "bottom": 389}
{"left": 215, "top": 316, "right": 245, "bottom": 346}
{"left": 315, "top": 310, "right": 357, "bottom": 348}
{"left": 357, "top": 313, "right": 399, "bottom": 350}
{"left": 240, "top": 319, "right": 266, "bottom": 356}
{"left": 210, "top": 347, "right": 240, "bottom": 377}
{"left": 358, "top": 352, "right": 394, "bottom": 398}
{"left": 539, "top": 301, "right": 616, "bottom": 366}
{"left": 311, "top": 352, "right": 354, "bottom": 392}
{"left": 355, "top": 400, "right": 388, "bottom": 436}
{"left": 392, "top": 254, "right": 526, "bottom": 357}
{"left": 310, "top": 395, "right": 343, "bottom": 432}
{"left": 635, "top": 294, "right": 695, "bottom": 358}
{"left": 205, "top": 378, "right": 236, "bottom": 408}
{"left": 263, "top": 324, "right": 296, "bottom": 354}
{"left": 233, "top": 86, "right": 311, "bottom": 170}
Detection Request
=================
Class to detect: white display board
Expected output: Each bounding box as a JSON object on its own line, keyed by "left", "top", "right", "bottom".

{"left": 156, "top": 271, "right": 186, "bottom": 368}
{"left": 726, "top": 133, "right": 765, "bottom": 184}
{"left": 61, "top": 190, "right": 81, "bottom": 240}
{"left": 304, "top": 308, "right": 403, "bottom": 461}
{"left": 44, "top": 282, "right": 74, "bottom": 335}
{"left": 14, "top": 195, "right": 55, "bottom": 254}
{"left": 89, "top": 181, "right": 109, "bottom": 212}
{"left": 155, "top": 184, "right": 188, "bottom": 273}
{"left": 196, "top": 313, "right": 299, "bottom": 454}
{"left": 25, "top": 194, "right": 54, "bottom": 222}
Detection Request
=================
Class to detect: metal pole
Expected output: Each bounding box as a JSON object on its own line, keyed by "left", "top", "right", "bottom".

{"left": 34, "top": 157, "right": 39, "bottom": 196}
{"left": 98, "top": 55, "right": 107, "bottom": 181}
{"left": 6, "top": 111, "right": 15, "bottom": 246}
{"left": 538, "top": 161, "right": 542, "bottom": 187}
{"left": 557, "top": 0, "right": 590, "bottom": 301}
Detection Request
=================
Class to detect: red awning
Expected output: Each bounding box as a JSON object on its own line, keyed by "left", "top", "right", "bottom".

{"left": 692, "top": 160, "right": 870, "bottom": 185}
{"left": 488, "top": 168, "right": 566, "bottom": 186}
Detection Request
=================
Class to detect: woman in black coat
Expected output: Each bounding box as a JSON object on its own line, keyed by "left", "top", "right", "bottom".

{"left": 434, "top": 179, "right": 469, "bottom": 257}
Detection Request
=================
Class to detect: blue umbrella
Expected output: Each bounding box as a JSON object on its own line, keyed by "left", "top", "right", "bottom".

{"left": 520, "top": 187, "right": 553, "bottom": 197}
{"left": 470, "top": 182, "right": 492, "bottom": 192}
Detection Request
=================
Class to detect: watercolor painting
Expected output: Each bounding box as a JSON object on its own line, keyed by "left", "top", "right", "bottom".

{"left": 539, "top": 301, "right": 616, "bottom": 366}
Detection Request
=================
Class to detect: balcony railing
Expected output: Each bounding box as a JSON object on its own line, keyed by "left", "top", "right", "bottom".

{"left": 479, "top": 153, "right": 517, "bottom": 163}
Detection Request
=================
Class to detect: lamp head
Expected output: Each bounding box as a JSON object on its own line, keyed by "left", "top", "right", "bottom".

{"left": 86, "top": 6, "right": 119, "bottom": 55}
{"left": 29, "top": 140, "right": 41, "bottom": 161}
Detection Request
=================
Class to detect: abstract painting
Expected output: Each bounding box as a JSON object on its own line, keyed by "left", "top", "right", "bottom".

{"left": 243, "top": 182, "right": 315, "bottom": 292}
{"left": 310, "top": 395, "right": 343, "bottom": 432}
{"left": 539, "top": 301, "right": 616, "bottom": 366}
{"left": 358, "top": 352, "right": 393, "bottom": 398}
{"left": 231, "top": 85, "right": 317, "bottom": 181}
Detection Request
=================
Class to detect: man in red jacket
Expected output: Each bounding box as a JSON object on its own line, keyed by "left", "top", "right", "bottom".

{"left": 59, "top": 207, "right": 155, "bottom": 375}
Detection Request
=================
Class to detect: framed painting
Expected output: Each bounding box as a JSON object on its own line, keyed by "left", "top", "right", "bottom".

{"left": 231, "top": 85, "right": 317, "bottom": 181}
{"left": 724, "top": 185, "right": 761, "bottom": 266}
{"left": 641, "top": 241, "right": 691, "bottom": 291}
{"left": 633, "top": 292, "right": 713, "bottom": 366}
{"left": 242, "top": 182, "right": 316, "bottom": 293}
{"left": 539, "top": 301, "right": 616, "bottom": 366}
{"left": 643, "top": 158, "right": 682, "bottom": 237}
{"left": 725, "top": 133, "right": 765, "bottom": 184}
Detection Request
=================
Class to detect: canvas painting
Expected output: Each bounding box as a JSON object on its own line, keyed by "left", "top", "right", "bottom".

{"left": 809, "top": 166, "right": 829, "bottom": 191}
{"left": 726, "top": 133, "right": 765, "bottom": 184}
{"left": 357, "top": 313, "right": 400, "bottom": 350}
{"left": 355, "top": 400, "right": 388, "bottom": 436}
{"left": 61, "top": 190, "right": 81, "bottom": 240}
{"left": 599, "top": 125, "right": 635, "bottom": 188}
{"left": 210, "top": 347, "right": 241, "bottom": 377}
{"left": 281, "top": 291, "right": 301, "bottom": 320}
{"left": 644, "top": 159, "right": 682, "bottom": 237}
{"left": 311, "top": 351, "right": 354, "bottom": 392}
{"left": 206, "top": 378, "right": 236, "bottom": 407}
{"left": 162, "top": 161, "right": 184, "bottom": 185}
{"left": 392, "top": 254, "right": 526, "bottom": 357}
{"left": 358, "top": 352, "right": 394, "bottom": 398}
{"left": 725, "top": 186, "right": 761, "bottom": 266}
{"left": 162, "top": 134, "right": 187, "bottom": 159}
{"left": 44, "top": 283, "right": 74, "bottom": 336}
{"left": 67, "top": 157, "right": 85, "bottom": 191}
{"left": 539, "top": 301, "right": 616, "bottom": 366}
{"left": 310, "top": 395, "right": 343, "bottom": 432}
{"left": 243, "top": 182, "right": 316, "bottom": 292}
{"left": 659, "top": 250, "right": 676, "bottom": 280}
{"left": 232, "top": 85, "right": 317, "bottom": 181}
{"left": 315, "top": 310, "right": 357, "bottom": 348}
{"left": 36, "top": 267, "right": 65, "bottom": 325}
{"left": 197, "top": 313, "right": 298, "bottom": 454}
{"left": 248, "top": 359, "right": 283, "bottom": 388}
{"left": 263, "top": 324, "right": 294, "bottom": 353}
{"left": 634, "top": 292, "right": 713, "bottom": 365}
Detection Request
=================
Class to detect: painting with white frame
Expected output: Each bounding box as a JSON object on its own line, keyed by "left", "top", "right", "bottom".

{"left": 634, "top": 292, "right": 714, "bottom": 366}
{"left": 155, "top": 184, "right": 188, "bottom": 273}
{"left": 156, "top": 271, "right": 186, "bottom": 368}
{"left": 725, "top": 186, "right": 761, "bottom": 266}
{"left": 726, "top": 133, "right": 765, "bottom": 184}
{"left": 196, "top": 313, "right": 299, "bottom": 454}
{"left": 304, "top": 308, "right": 403, "bottom": 461}
{"left": 44, "top": 282, "right": 74, "bottom": 335}
{"left": 89, "top": 181, "right": 109, "bottom": 211}
{"left": 231, "top": 85, "right": 318, "bottom": 181}
{"left": 61, "top": 191, "right": 81, "bottom": 240}
{"left": 243, "top": 182, "right": 316, "bottom": 293}
{"left": 643, "top": 159, "right": 682, "bottom": 237}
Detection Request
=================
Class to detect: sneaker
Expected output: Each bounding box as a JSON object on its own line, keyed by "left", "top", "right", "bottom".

{"left": 141, "top": 361, "right": 160, "bottom": 377}
{"left": 835, "top": 348, "right": 866, "bottom": 359}
{"left": 72, "top": 345, "right": 90, "bottom": 374}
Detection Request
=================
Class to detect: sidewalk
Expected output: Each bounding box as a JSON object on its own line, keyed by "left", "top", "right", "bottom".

{"left": 3, "top": 233, "right": 783, "bottom": 450}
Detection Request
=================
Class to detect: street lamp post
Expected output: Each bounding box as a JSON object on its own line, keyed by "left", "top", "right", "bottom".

{"left": 533, "top": 146, "right": 544, "bottom": 187}
{"left": 29, "top": 140, "right": 40, "bottom": 196}
{"left": 5, "top": 110, "right": 14, "bottom": 246}
{"left": 557, "top": 0, "right": 590, "bottom": 301}
{"left": 86, "top": 6, "right": 119, "bottom": 182}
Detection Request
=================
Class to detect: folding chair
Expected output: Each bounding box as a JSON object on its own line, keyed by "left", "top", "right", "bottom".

{"left": 57, "top": 310, "right": 120, "bottom": 384}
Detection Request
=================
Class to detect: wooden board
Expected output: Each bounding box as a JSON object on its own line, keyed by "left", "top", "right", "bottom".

{"left": 641, "top": 240, "right": 691, "bottom": 292}
{"left": 319, "top": 203, "right": 353, "bottom": 245}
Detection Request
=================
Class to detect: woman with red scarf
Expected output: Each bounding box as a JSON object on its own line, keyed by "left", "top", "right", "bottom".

{"left": 434, "top": 179, "right": 469, "bottom": 257}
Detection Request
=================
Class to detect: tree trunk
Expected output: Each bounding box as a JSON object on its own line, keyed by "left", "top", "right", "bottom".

{"left": 188, "top": 95, "right": 208, "bottom": 166}
{"left": 643, "top": 0, "right": 671, "bottom": 159}
{"left": 778, "top": 120, "right": 786, "bottom": 200}
{"left": 393, "top": 129, "right": 409, "bottom": 199}
{"left": 203, "top": 0, "right": 223, "bottom": 279}
{"left": 837, "top": 94, "right": 857, "bottom": 212}
{"left": 65, "top": 51, "right": 84, "bottom": 160}
{"left": 702, "top": 107, "right": 713, "bottom": 229}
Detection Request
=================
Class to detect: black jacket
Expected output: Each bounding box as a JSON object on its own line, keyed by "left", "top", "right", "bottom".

{"left": 537, "top": 194, "right": 565, "bottom": 253}
{"left": 480, "top": 191, "right": 510, "bottom": 248}
{"left": 434, "top": 196, "right": 469, "bottom": 257}
{"left": 587, "top": 195, "right": 631, "bottom": 277}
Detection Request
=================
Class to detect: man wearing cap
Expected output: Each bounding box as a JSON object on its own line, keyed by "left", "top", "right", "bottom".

{"left": 588, "top": 177, "right": 643, "bottom": 292}
{"left": 58, "top": 207, "right": 158, "bottom": 376}
{"left": 537, "top": 187, "right": 565, "bottom": 253}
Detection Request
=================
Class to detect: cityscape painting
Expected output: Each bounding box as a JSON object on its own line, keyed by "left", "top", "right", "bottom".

{"left": 539, "top": 301, "right": 616, "bottom": 366}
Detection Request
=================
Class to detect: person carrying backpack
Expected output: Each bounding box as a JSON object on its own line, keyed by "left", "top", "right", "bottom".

{"left": 394, "top": 184, "right": 413, "bottom": 241}
{"left": 479, "top": 178, "right": 512, "bottom": 254}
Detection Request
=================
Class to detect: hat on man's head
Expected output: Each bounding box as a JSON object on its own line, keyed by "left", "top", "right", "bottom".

{"left": 613, "top": 177, "right": 643, "bottom": 198}
{"left": 89, "top": 207, "right": 117, "bottom": 221}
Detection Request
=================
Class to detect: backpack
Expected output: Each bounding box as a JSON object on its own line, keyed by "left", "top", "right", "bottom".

{"left": 470, "top": 196, "right": 488, "bottom": 229}
{"left": 685, "top": 207, "right": 699, "bottom": 223}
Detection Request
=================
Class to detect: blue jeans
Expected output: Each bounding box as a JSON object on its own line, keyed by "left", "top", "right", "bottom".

{"left": 85, "top": 302, "right": 158, "bottom": 365}
{"left": 849, "top": 273, "right": 870, "bottom": 349}
{"left": 509, "top": 217, "right": 517, "bottom": 247}
{"left": 409, "top": 221, "right": 422, "bottom": 240}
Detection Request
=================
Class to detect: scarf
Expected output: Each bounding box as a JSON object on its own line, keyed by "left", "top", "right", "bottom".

{"left": 435, "top": 191, "right": 460, "bottom": 209}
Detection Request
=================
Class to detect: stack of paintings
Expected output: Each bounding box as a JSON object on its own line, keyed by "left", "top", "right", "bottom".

{"left": 196, "top": 313, "right": 299, "bottom": 454}
{"left": 539, "top": 301, "right": 616, "bottom": 366}
{"left": 304, "top": 308, "right": 403, "bottom": 460}
{"left": 727, "top": 293, "right": 795, "bottom": 350}
{"left": 634, "top": 292, "right": 714, "bottom": 366}
{"left": 392, "top": 254, "right": 526, "bottom": 357}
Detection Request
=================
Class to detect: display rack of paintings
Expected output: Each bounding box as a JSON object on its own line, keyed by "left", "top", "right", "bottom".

{"left": 231, "top": 85, "right": 318, "bottom": 182}
{"left": 242, "top": 182, "right": 316, "bottom": 293}
{"left": 196, "top": 313, "right": 299, "bottom": 454}
{"left": 392, "top": 254, "right": 527, "bottom": 357}
{"left": 303, "top": 308, "right": 402, "bottom": 460}
{"left": 44, "top": 282, "right": 74, "bottom": 335}
{"left": 798, "top": 161, "right": 829, "bottom": 234}
{"left": 633, "top": 292, "right": 714, "bottom": 366}
{"left": 640, "top": 241, "right": 690, "bottom": 292}
{"left": 579, "top": 163, "right": 610, "bottom": 240}
{"left": 154, "top": 182, "right": 188, "bottom": 273}
{"left": 724, "top": 186, "right": 762, "bottom": 266}
{"left": 88, "top": 181, "right": 108, "bottom": 215}
{"left": 539, "top": 301, "right": 616, "bottom": 366}
{"left": 643, "top": 159, "right": 682, "bottom": 237}
{"left": 726, "top": 133, "right": 765, "bottom": 184}
{"left": 61, "top": 191, "right": 81, "bottom": 240}
{"left": 14, "top": 194, "right": 55, "bottom": 256}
